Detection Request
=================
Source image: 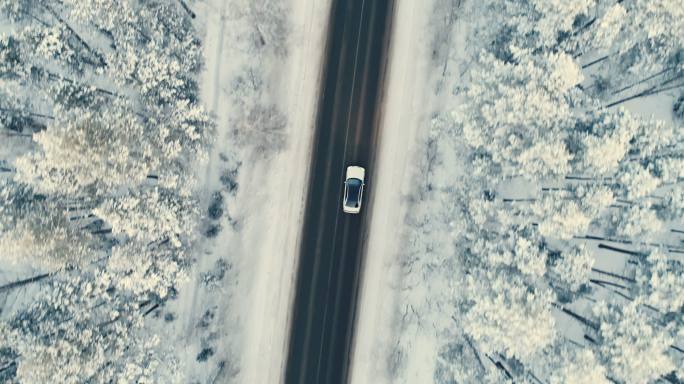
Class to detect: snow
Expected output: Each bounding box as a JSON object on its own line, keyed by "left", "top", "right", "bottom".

{"left": 166, "top": 0, "right": 332, "bottom": 382}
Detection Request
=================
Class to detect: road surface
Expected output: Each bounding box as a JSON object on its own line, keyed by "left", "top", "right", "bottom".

{"left": 284, "top": 0, "right": 394, "bottom": 383}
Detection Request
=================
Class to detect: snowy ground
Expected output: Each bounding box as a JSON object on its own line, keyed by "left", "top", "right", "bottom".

{"left": 163, "top": 0, "right": 331, "bottom": 382}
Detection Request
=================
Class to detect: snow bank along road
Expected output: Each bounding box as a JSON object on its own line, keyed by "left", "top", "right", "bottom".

{"left": 284, "top": 0, "right": 395, "bottom": 383}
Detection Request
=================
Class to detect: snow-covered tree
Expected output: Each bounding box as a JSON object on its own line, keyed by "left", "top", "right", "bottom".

{"left": 100, "top": 241, "right": 185, "bottom": 299}
{"left": 14, "top": 104, "right": 153, "bottom": 197}
{"left": 0, "top": 180, "right": 96, "bottom": 269}
{"left": 0, "top": 0, "right": 35, "bottom": 22}
{"left": 432, "top": 0, "right": 684, "bottom": 380}
{"left": 594, "top": 301, "right": 676, "bottom": 383}
{"left": 531, "top": 343, "right": 609, "bottom": 384}
{"left": 635, "top": 249, "right": 684, "bottom": 313}
{"left": 60, "top": 0, "right": 202, "bottom": 105}
{"left": 503, "top": 0, "right": 594, "bottom": 51}
{"left": 551, "top": 347, "right": 608, "bottom": 384}
{"left": 0, "top": 276, "right": 177, "bottom": 383}
{"left": 94, "top": 187, "right": 198, "bottom": 249}
{"left": 549, "top": 244, "right": 594, "bottom": 292}
{"left": 0, "top": 89, "right": 46, "bottom": 134}
{"left": 534, "top": 195, "right": 593, "bottom": 240}
{"left": 588, "top": 0, "right": 684, "bottom": 80}
{"left": 466, "top": 227, "right": 547, "bottom": 278}
{"left": 568, "top": 108, "right": 674, "bottom": 177}
{"left": 616, "top": 164, "right": 661, "bottom": 201}
{"left": 654, "top": 186, "right": 684, "bottom": 221}
{"left": 653, "top": 157, "right": 684, "bottom": 184}
{"left": 231, "top": 103, "right": 287, "bottom": 155}
{"left": 249, "top": 0, "right": 289, "bottom": 56}
{"left": 455, "top": 50, "right": 583, "bottom": 181}
{"left": 606, "top": 202, "right": 664, "bottom": 239}
{"left": 464, "top": 271, "right": 556, "bottom": 360}
{"left": 0, "top": 35, "right": 30, "bottom": 80}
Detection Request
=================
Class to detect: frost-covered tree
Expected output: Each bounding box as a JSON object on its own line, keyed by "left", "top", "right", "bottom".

{"left": 463, "top": 271, "right": 556, "bottom": 360}
{"left": 0, "top": 276, "right": 178, "bottom": 383}
{"left": 653, "top": 157, "right": 684, "bottom": 185}
{"left": 484, "top": 0, "right": 594, "bottom": 55}
{"left": 59, "top": 0, "right": 202, "bottom": 105}
{"left": 94, "top": 187, "right": 198, "bottom": 248}
{"left": 466, "top": 227, "right": 547, "bottom": 278}
{"left": 549, "top": 346, "right": 608, "bottom": 384}
{"left": 479, "top": 0, "right": 683, "bottom": 105}
{"left": 594, "top": 301, "right": 676, "bottom": 383}
{"left": 654, "top": 186, "right": 684, "bottom": 221}
{"left": 0, "top": 89, "right": 47, "bottom": 134}
{"left": 635, "top": 249, "right": 684, "bottom": 313}
{"left": 149, "top": 98, "right": 212, "bottom": 192}
{"left": 14, "top": 104, "right": 153, "bottom": 197}
{"left": 549, "top": 244, "right": 594, "bottom": 293}
{"left": 232, "top": 103, "right": 287, "bottom": 155}
{"left": 605, "top": 202, "right": 664, "bottom": 239}
{"left": 430, "top": 0, "right": 684, "bottom": 381}
{"left": 0, "top": 0, "right": 35, "bottom": 22}
{"left": 588, "top": 0, "right": 684, "bottom": 82}
{"left": 533, "top": 195, "right": 593, "bottom": 240}
{"left": 455, "top": 50, "right": 583, "bottom": 181}
{"left": 566, "top": 108, "right": 675, "bottom": 178}
{"left": 101, "top": 241, "right": 185, "bottom": 299}
{"left": 0, "top": 180, "right": 96, "bottom": 269}
{"left": 530, "top": 343, "right": 609, "bottom": 384}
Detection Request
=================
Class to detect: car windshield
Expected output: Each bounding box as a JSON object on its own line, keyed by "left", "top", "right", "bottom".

{"left": 346, "top": 178, "right": 362, "bottom": 206}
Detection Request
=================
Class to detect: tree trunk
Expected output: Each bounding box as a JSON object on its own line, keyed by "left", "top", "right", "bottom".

{"left": 0, "top": 273, "right": 51, "bottom": 294}
{"left": 578, "top": 235, "right": 684, "bottom": 254}
{"left": 591, "top": 267, "right": 636, "bottom": 283}
{"left": 597, "top": 243, "right": 644, "bottom": 257}
{"left": 0, "top": 361, "right": 16, "bottom": 374}
{"left": 485, "top": 354, "right": 513, "bottom": 380}
{"left": 143, "top": 303, "right": 160, "bottom": 317}
{"left": 605, "top": 75, "right": 684, "bottom": 108}
{"left": 581, "top": 54, "right": 609, "bottom": 69}
{"left": 554, "top": 303, "right": 599, "bottom": 330}
{"left": 611, "top": 67, "right": 675, "bottom": 95}
{"left": 462, "top": 333, "right": 486, "bottom": 372}
{"left": 177, "top": 0, "right": 196, "bottom": 19}
{"left": 589, "top": 279, "right": 627, "bottom": 290}
{"left": 41, "top": 4, "right": 108, "bottom": 68}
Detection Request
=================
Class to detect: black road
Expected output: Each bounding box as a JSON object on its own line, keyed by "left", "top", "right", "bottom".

{"left": 284, "top": 0, "right": 394, "bottom": 383}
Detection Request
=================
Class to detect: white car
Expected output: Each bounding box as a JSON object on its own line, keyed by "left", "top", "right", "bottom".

{"left": 343, "top": 166, "right": 365, "bottom": 214}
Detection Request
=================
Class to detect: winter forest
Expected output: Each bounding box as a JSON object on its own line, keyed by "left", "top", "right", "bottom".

{"left": 394, "top": 0, "right": 684, "bottom": 383}
{"left": 0, "top": 0, "right": 211, "bottom": 381}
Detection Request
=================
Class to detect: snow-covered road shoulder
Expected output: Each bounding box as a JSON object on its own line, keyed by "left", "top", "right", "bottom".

{"left": 238, "top": 1, "right": 332, "bottom": 383}
{"left": 168, "top": 0, "right": 331, "bottom": 382}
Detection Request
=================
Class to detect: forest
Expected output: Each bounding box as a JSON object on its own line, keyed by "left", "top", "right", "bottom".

{"left": 0, "top": 1, "right": 210, "bottom": 381}
{"left": 399, "top": 0, "right": 684, "bottom": 382}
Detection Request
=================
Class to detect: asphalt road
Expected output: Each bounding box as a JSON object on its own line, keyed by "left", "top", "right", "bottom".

{"left": 284, "top": 0, "right": 394, "bottom": 383}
